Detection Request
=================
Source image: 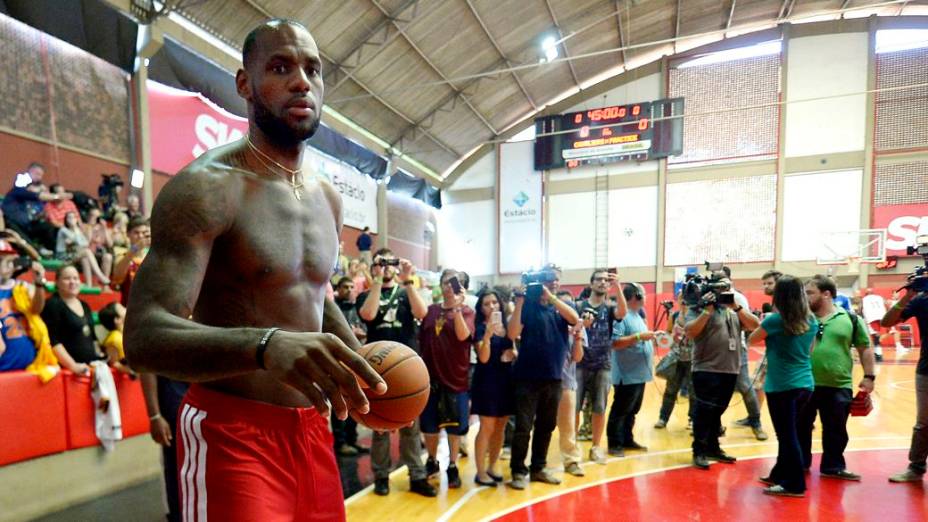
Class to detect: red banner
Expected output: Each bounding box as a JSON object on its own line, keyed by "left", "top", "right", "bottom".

{"left": 873, "top": 203, "right": 928, "bottom": 256}
{"left": 147, "top": 81, "right": 247, "bottom": 175}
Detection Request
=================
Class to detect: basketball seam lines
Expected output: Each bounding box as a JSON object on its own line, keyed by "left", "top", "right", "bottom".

{"left": 377, "top": 353, "right": 417, "bottom": 378}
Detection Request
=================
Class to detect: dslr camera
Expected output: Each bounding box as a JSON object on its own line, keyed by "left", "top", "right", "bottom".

{"left": 906, "top": 235, "right": 928, "bottom": 293}
{"left": 682, "top": 261, "right": 735, "bottom": 309}
{"left": 521, "top": 267, "right": 559, "bottom": 300}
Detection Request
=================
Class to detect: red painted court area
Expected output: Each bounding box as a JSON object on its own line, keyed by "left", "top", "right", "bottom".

{"left": 494, "top": 450, "right": 926, "bottom": 521}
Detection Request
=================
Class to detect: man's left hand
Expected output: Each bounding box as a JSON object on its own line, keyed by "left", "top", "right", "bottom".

{"left": 398, "top": 259, "right": 415, "bottom": 282}
{"left": 858, "top": 377, "right": 875, "bottom": 394}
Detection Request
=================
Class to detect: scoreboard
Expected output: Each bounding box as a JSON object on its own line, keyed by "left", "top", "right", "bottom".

{"left": 533, "top": 98, "right": 684, "bottom": 171}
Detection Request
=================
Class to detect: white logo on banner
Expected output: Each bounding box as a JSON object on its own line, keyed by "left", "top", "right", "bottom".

{"left": 887, "top": 215, "right": 928, "bottom": 251}
{"left": 192, "top": 114, "right": 244, "bottom": 158}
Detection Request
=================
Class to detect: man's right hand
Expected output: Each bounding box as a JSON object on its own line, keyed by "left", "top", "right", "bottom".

{"left": 150, "top": 416, "right": 173, "bottom": 446}
{"left": 264, "top": 331, "right": 387, "bottom": 420}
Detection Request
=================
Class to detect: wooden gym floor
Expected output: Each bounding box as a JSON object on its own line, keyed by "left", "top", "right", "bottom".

{"left": 345, "top": 346, "right": 926, "bottom": 521}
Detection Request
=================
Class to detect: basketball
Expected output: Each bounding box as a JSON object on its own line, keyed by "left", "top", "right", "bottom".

{"left": 350, "top": 341, "right": 430, "bottom": 431}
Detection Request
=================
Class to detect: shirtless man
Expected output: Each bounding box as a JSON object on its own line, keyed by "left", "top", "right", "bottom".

{"left": 125, "top": 20, "right": 385, "bottom": 522}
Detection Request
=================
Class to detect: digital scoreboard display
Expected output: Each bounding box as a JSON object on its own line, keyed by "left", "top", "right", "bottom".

{"left": 533, "top": 98, "right": 684, "bottom": 171}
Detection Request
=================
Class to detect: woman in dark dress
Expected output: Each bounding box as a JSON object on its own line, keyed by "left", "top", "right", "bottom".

{"left": 42, "top": 264, "right": 104, "bottom": 374}
{"left": 471, "top": 289, "right": 515, "bottom": 486}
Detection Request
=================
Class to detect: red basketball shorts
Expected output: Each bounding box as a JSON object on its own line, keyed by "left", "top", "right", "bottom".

{"left": 177, "top": 384, "right": 345, "bottom": 522}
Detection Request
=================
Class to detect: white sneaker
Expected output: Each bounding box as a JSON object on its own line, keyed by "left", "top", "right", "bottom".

{"left": 589, "top": 446, "right": 607, "bottom": 465}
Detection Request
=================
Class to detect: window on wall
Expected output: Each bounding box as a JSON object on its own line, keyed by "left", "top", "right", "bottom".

{"left": 664, "top": 175, "right": 776, "bottom": 266}
{"left": 875, "top": 31, "right": 928, "bottom": 153}
{"left": 781, "top": 170, "right": 862, "bottom": 262}
{"left": 668, "top": 44, "right": 781, "bottom": 166}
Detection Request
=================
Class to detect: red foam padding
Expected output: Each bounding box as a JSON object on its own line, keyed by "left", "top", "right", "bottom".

{"left": 0, "top": 371, "right": 68, "bottom": 465}
{"left": 63, "top": 370, "right": 98, "bottom": 449}
{"left": 64, "top": 369, "right": 148, "bottom": 450}
{"left": 114, "top": 372, "right": 148, "bottom": 437}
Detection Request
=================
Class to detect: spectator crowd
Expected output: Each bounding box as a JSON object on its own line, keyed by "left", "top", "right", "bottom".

{"left": 3, "top": 161, "right": 927, "bottom": 520}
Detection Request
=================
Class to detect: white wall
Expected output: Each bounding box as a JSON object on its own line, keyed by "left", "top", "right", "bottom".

{"left": 438, "top": 199, "right": 496, "bottom": 276}
{"left": 548, "top": 192, "right": 596, "bottom": 269}
{"left": 608, "top": 186, "right": 658, "bottom": 267}
{"left": 785, "top": 32, "right": 869, "bottom": 157}
{"left": 781, "top": 170, "right": 863, "bottom": 261}
{"left": 447, "top": 148, "right": 496, "bottom": 190}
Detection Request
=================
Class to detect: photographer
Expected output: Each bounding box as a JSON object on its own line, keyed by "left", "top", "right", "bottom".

{"left": 506, "top": 264, "right": 579, "bottom": 490}
{"left": 607, "top": 283, "right": 654, "bottom": 457}
{"left": 656, "top": 292, "right": 694, "bottom": 429}
{"left": 722, "top": 267, "right": 767, "bottom": 441}
{"left": 419, "top": 269, "right": 474, "bottom": 489}
{"left": 357, "top": 248, "right": 435, "bottom": 497}
{"left": 685, "top": 277, "right": 760, "bottom": 470}
{"left": 883, "top": 283, "right": 928, "bottom": 483}
{"left": 576, "top": 269, "right": 627, "bottom": 463}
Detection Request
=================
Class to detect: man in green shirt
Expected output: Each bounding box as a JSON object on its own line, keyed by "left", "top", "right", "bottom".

{"left": 798, "top": 275, "right": 876, "bottom": 480}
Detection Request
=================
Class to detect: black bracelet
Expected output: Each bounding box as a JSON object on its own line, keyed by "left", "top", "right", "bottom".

{"left": 864, "top": 374, "right": 876, "bottom": 381}
{"left": 256, "top": 327, "right": 281, "bottom": 370}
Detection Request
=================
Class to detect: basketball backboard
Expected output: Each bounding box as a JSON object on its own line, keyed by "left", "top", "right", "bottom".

{"left": 816, "top": 229, "right": 887, "bottom": 266}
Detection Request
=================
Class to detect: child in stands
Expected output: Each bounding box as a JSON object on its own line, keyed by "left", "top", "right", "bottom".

{"left": 99, "top": 301, "right": 134, "bottom": 376}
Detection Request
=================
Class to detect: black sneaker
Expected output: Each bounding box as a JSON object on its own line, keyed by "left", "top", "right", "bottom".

{"left": 426, "top": 457, "right": 440, "bottom": 478}
{"left": 350, "top": 443, "right": 371, "bottom": 455}
{"left": 409, "top": 478, "right": 437, "bottom": 497}
{"left": 707, "top": 451, "right": 737, "bottom": 463}
{"left": 374, "top": 478, "right": 389, "bottom": 496}
{"left": 693, "top": 455, "right": 710, "bottom": 470}
{"left": 447, "top": 464, "right": 462, "bottom": 489}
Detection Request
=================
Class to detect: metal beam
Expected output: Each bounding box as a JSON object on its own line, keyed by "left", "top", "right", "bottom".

{"left": 236, "top": 0, "right": 459, "bottom": 159}
{"left": 543, "top": 0, "right": 582, "bottom": 90}
{"left": 726, "top": 0, "right": 737, "bottom": 30}
{"left": 674, "top": 0, "right": 682, "bottom": 53}
{"left": 368, "top": 0, "right": 499, "bottom": 136}
{"left": 463, "top": 0, "right": 538, "bottom": 110}
{"left": 328, "top": 0, "right": 422, "bottom": 93}
{"left": 778, "top": 0, "right": 795, "bottom": 20}
{"left": 615, "top": 0, "right": 628, "bottom": 66}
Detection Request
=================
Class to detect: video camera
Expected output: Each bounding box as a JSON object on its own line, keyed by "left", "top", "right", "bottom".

{"left": 373, "top": 257, "right": 401, "bottom": 268}
{"left": 682, "top": 261, "right": 735, "bottom": 309}
{"left": 659, "top": 300, "right": 674, "bottom": 312}
{"left": 98, "top": 173, "right": 124, "bottom": 217}
{"left": 521, "top": 267, "right": 559, "bottom": 300}
{"left": 906, "top": 235, "right": 928, "bottom": 293}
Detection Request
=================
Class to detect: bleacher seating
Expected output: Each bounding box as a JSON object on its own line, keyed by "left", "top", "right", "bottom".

{"left": 0, "top": 369, "right": 148, "bottom": 466}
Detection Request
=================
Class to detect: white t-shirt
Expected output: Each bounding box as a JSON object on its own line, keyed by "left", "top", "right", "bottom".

{"left": 861, "top": 294, "right": 887, "bottom": 324}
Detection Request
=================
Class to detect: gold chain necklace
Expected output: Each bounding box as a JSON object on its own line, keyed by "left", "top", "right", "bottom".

{"left": 245, "top": 136, "right": 304, "bottom": 201}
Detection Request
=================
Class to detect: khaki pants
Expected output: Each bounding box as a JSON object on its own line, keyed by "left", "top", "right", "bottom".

{"left": 558, "top": 388, "right": 581, "bottom": 466}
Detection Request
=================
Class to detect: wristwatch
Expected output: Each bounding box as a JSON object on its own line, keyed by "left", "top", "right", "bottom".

{"left": 864, "top": 374, "right": 876, "bottom": 381}
{"left": 733, "top": 305, "right": 744, "bottom": 313}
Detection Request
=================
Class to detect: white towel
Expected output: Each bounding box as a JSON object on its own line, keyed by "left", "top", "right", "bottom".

{"left": 90, "top": 361, "right": 123, "bottom": 451}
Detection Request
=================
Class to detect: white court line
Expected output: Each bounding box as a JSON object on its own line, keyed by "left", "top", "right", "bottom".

{"left": 435, "top": 485, "right": 488, "bottom": 522}
{"left": 890, "top": 379, "right": 917, "bottom": 392}
{"left": 472, "top": 445, "right": 912, "bottom": 522}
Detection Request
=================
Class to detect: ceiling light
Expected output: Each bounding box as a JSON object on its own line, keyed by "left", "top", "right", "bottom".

{"left": 540, "top": 36, "right": 559, "bottom": 63}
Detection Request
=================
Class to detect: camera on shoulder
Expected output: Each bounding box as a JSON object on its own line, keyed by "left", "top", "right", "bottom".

{"left": 682, "top": 261, "right": 735, "bottom": 309}
{"left": 906, "top": 235, "right": 928, "bottom": 292}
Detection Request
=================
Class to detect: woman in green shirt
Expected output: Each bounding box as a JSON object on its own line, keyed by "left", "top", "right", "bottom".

{"left": 748, "top": 275, "right": 817, "bottom": 497}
